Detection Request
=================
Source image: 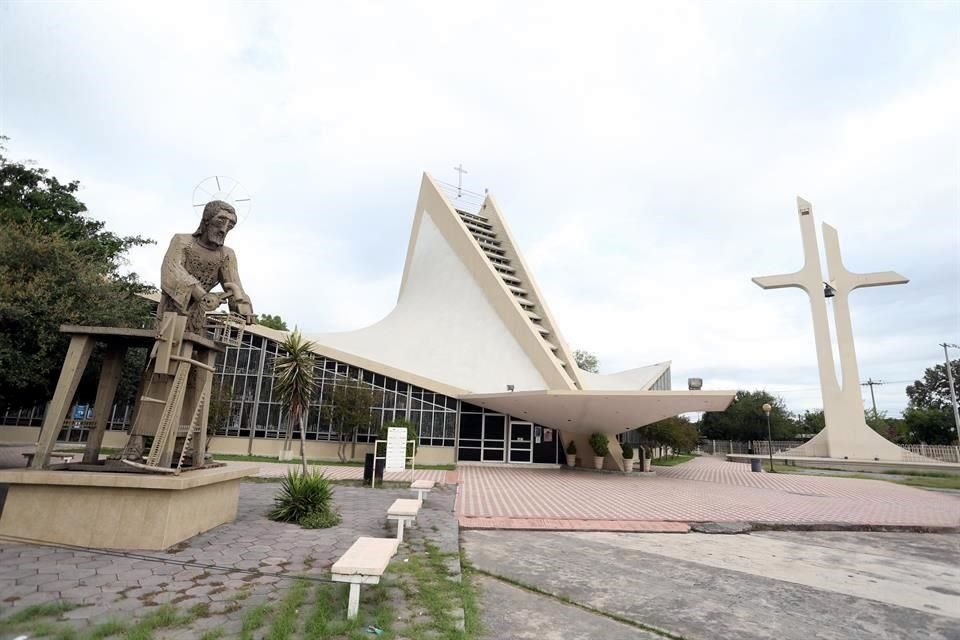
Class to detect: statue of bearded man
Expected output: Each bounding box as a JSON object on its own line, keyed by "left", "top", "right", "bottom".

{"left": 158, "top": 200, "right": 254, "bottom": 333}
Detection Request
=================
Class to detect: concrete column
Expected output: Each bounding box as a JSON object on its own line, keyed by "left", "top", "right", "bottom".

{"left": 83, "top": 345, "right": 127, "bottom": 464}
{"left": 32, "top": 335, "right": 95, "bottom": 469}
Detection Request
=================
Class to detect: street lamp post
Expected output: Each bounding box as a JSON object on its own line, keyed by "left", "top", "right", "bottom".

{"left": 762, "top": 403, "right": 774, "bottom": 473}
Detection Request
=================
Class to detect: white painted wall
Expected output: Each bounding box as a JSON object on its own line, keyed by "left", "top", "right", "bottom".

{"left": 310, "top": 213, "right": 549, "bottom": 393}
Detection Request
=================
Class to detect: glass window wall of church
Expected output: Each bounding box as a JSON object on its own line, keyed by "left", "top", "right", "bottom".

{"left": 213, "top": 331, "right": 265, "bottom": 438}
{"left": 409, "top": 387, "right": 456, "bottom": 447}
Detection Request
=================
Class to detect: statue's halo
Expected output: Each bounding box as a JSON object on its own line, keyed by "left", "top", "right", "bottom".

{"left": 191, "top": 176, "right": 252, "bottom": 222}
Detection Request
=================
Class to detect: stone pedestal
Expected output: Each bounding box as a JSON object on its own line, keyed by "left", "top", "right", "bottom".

{"left": 0, "top": 463, "right": 257, "bottom": 550}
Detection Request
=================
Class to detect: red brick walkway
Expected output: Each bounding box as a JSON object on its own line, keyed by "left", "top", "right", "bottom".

{"left": 456, "top": 457, "right": 960, "bottom": 531}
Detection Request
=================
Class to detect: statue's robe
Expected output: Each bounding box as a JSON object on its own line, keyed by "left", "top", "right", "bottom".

{"left": 158, "top": 234, "right": 250, "bottom": 333}
{"left": 122, "top": 234, "right": 251, "bottom": 453}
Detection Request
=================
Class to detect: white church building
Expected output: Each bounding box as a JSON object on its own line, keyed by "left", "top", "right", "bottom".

{"left": 1, "top": 174, "right": 734, "bottom": 470}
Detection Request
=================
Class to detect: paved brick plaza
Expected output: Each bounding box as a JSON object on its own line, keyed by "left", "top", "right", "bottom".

{"left": 456, "top": 456, "right": 960, "bottom": 531}
{"left": 0, "top": 481, "right": 459, "bottom": 637}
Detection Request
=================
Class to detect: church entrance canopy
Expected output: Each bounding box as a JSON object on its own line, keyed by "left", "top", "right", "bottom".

{"left": 459, "top": 390, "right": 734, "bottom": 435}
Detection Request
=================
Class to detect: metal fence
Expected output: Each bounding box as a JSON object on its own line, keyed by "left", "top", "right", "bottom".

{"left": 901, "top": 444, "right": 960, "bottom": 463}
{"left": 700, "top": 439, "right": 960, "bottom": 463}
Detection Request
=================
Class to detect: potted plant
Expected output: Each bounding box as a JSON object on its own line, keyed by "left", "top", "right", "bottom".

{"left": 641, "top": 447, "right": 652, "bottom": 473}
{"left": 588, "top": 433, "right": 609, "bottom": 470}
{"left": 620, "top": 443, "right": 634, "bottom": 472}
{"left": 565, "top": 440, "right": 577, "bottom": 467}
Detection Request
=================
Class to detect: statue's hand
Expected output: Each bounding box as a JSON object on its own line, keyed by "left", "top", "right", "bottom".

{"left": 236, "top": 301, "right": 255, "bottom": 325}
{"left": 199, "top": 293, "right": 223, "bottom": 312}
{"left": 190, "top": 284, "right": 207, "bottom": 303}
{"left": 222, "top": 282, "right": 245, "bottom": 302}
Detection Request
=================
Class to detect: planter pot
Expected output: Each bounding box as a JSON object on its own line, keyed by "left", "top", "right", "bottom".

{"left": 641, "top": 458, "right": 652, "bottom": 473}
{"left": 623, "top": 458, "right": 634, "bottom": 473}
{"left": 566, "top": 454, "right": 576, "bottom": 467}
{"left": 593, "top": 456, "right": 605, "bottom": 470}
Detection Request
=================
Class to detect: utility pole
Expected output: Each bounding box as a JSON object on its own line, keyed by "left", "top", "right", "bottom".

{"left": 939, "top": 343, "right": 960, "bottom": 443}
{"left": 861, "top": 378, "right": 884, "bottom": 417}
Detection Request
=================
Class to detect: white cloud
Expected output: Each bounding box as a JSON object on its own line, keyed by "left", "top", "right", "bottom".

{"left": 2, "top": 0, "right": 957, "bottom": 414}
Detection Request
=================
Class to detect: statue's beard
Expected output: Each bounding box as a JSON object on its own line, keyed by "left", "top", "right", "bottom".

{"left": 206, "top": 229, "right": 226, "bottom": 247}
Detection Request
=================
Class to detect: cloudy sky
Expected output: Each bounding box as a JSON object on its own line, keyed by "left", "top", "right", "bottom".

{"left": 2, "top": 1, "right": 957, "bottom": 415}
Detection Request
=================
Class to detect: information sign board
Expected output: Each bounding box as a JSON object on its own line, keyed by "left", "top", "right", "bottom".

{"left": 385, "top": 427, "right": 407, "bottom": 472}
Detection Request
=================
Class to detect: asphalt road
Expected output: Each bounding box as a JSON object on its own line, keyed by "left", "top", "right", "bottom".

{"left": 463, "top": 529, "right": 960, "bottom": 640}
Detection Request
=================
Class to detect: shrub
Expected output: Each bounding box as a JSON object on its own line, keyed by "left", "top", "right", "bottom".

{"left": 566, "top": 440, "right": 577, "bottom": 455}
{"left": 620, "top": 443, "right": 633, "bottom": 459}
{"left": 268, "top": 468, "right": 336, "bottom": 528}
{"left": 299, "top": 509, "right": 342, "bottom": 529}
{"left": 588, "top": 433, "right": 609, "bottom": 457}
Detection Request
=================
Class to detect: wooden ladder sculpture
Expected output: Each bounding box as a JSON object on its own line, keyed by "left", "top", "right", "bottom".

{"left": 122, "top": 312, "right": 217, "bottom": 474}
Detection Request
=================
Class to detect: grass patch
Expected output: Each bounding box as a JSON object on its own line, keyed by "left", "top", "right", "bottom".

{"left": 392, "top": 542, "right": 472, "bottom": 639}
{"left": 0, "top": 600, "right": 80, "bottom": 626}
{"left": 762, "top": 462, "right": 960, "bottom": 489}
{"left": 303, "top": 583, "right": 344, "bottom": 638}
{"left": 199, "top": 630, "right": 225, "bottom": 640}
{"left": 124, "top": 604, "right": 182, "bottom": 640}
{"left": 877, "top": 475, "right": 960, "bottom": 490}
{"left": 459, "top": 553, "right": 482, "bottom": 638}
{"left": 87, "top": 619, "right": 128, "bottom": 639}
{"left": 24, "top": 620, "right": 78, "bottom": 639}
{"left": 266, "top": 579, "right": 308, "bottom": 640}
{"left": 651, "top": 454, "right": 695, "bottom": 467}
{"left": 303, "top": 581, "right": 393, "bottom": 638}
{"left": 240, "top": 603, "right": 273, "bottom": 640}
{"left": 876, "top": 469, "right": 960, "bottom": 478}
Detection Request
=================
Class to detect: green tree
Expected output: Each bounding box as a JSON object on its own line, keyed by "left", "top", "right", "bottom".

{"left": 257, "top": 314, "right": 289, "bottom": 331}
{"left": 906, "top": 359, "right": 960, "bottom": 411}
{"left": 794, "top": 409, "right": 825, "bottom": 436}
{"left": 865, "top": 409, "right": 908, "bottom": 443}
{"left": 639, "top": 415, "right": 699, "bottom": 453}
{"left": 903, "top": 406, "right": 955, "bottom": 445}
{"left": 274, "top": 330, "right": 318, "bottom": 473}
{"left": 321, "top": 379, "right": 378, "bottom": 462}
{"left": 0, "top": 141, "right": 157, "bottom": 410}
{"left": 205, "top": 382, "right": 235, "bottom": 452}
{"left": 700, "top": 390, "right": 794, "bottom": 441}
{"left": 573, "top": 349, "right": 599, "bottom": 373}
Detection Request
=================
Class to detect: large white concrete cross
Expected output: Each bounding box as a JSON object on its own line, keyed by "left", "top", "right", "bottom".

{"left": 752, "top": 197, "right": 910, "bottom": 460}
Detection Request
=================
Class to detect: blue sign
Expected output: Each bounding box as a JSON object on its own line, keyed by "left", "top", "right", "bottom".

{"left": 73, "top": 404, "right": 89, "bottom": 420}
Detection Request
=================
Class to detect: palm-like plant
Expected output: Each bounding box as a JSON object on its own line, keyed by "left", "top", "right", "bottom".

{"left": 274, "top": 329, "right": 318, "bottom": 474}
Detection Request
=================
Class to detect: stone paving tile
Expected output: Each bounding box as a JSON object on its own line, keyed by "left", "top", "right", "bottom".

{"left": 460, "top": 516, "right": 691, "bottom": 531}
{"left": 0, "top": 481, "right": 459, "bottom": 638}
{"left": 457, "top": 457, "right": 960, "bottom": 528}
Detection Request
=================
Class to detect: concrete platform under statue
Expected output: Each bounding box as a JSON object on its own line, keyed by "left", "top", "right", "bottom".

{"left": 0, "top": 463, "right": 258, "bottom": 550}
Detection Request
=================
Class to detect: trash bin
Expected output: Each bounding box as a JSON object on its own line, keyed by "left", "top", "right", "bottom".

{"left": 363, "top": 453, "right": 385, "bottom": 485}
{"left": 750, "top": 458, "right": 763, "bottom": 473}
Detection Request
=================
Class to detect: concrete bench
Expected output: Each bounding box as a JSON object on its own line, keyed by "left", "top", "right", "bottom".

{"left": 331, "top": 536, "right": 399, "bottom": 619}
{"left": 410, "top": 479, "right": 435, "bottom": 503}
{"left": 387, "top": 498, "right": 420, "bottom": 543}
{"left": 22, "top": 452, "right": 74, "bottom": 466}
